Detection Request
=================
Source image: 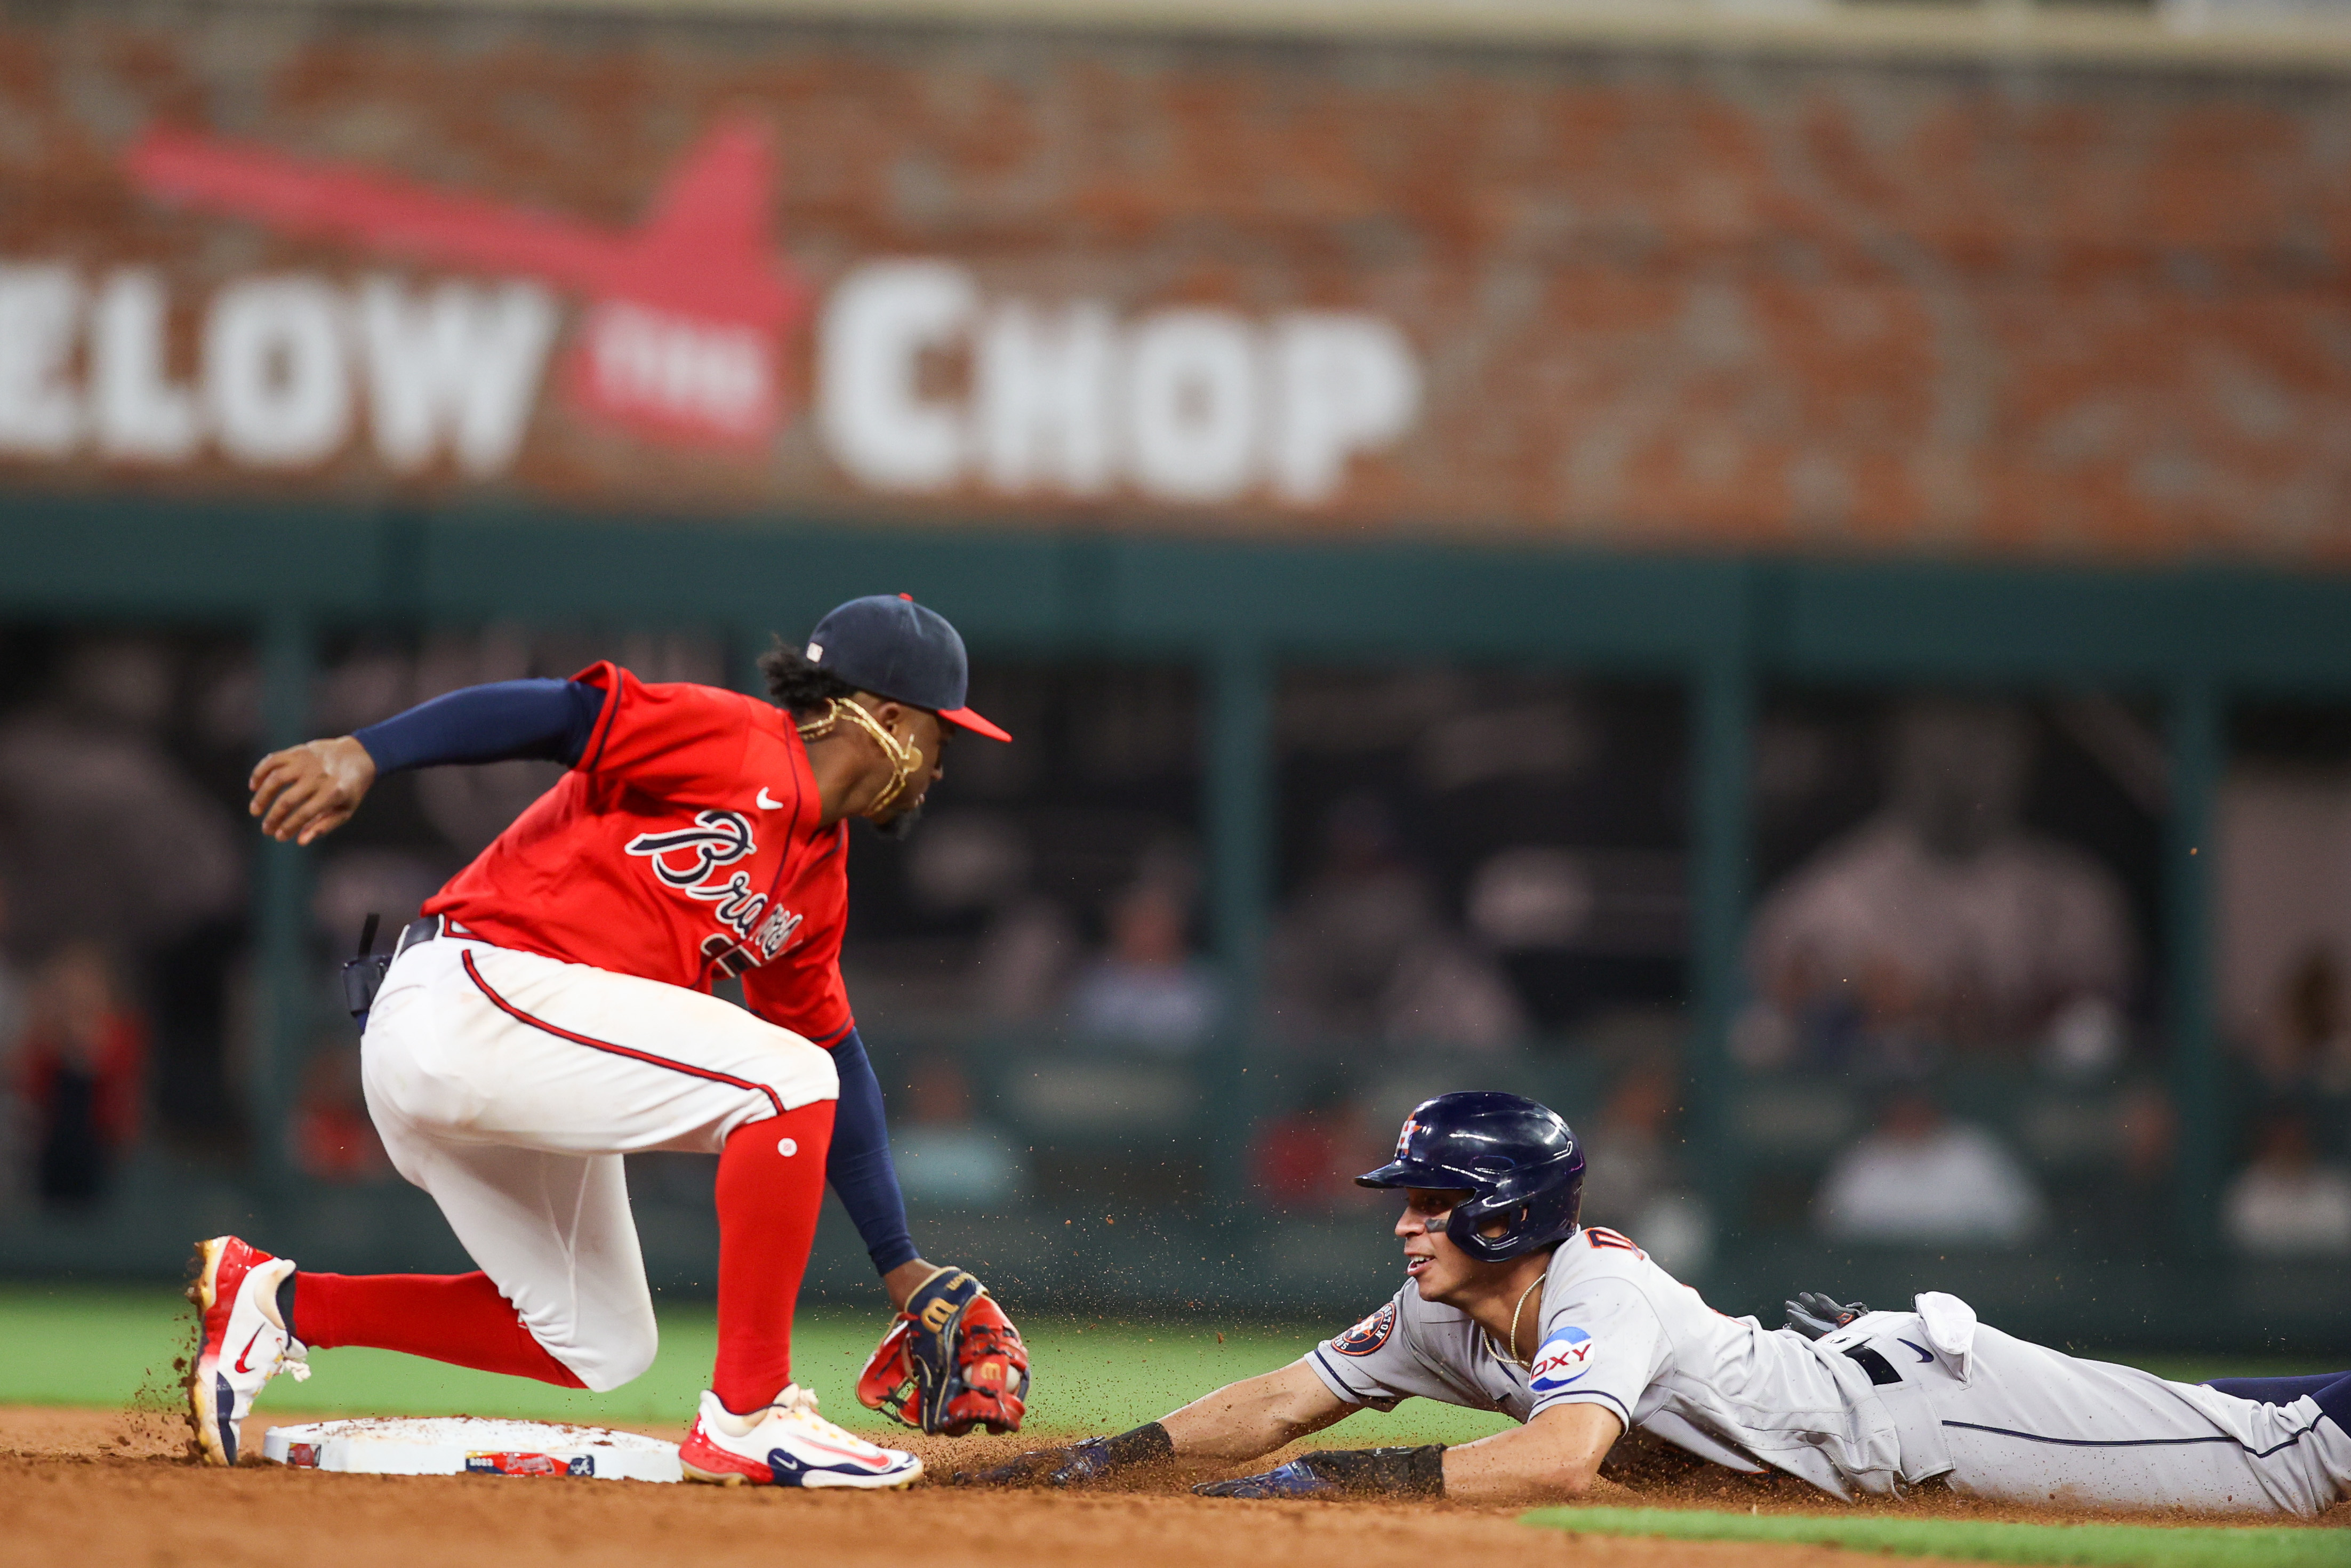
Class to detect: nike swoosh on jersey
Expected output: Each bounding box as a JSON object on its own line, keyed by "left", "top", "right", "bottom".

{"left": 1899, "top": 1338, "right": 1935, "bottom": 1363}
{"left": 756, "top": 787, "right": 785, "bottom": 810}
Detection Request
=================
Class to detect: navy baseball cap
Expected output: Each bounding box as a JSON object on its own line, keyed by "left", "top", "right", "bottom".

{"left": 804, "top": 594, "right": 1011, "bottom": 742}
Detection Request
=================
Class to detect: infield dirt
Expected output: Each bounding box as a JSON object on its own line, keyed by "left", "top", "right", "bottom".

{"left": 6, "top": 1406, "right": 2342, "bottom": 1568}
{"left": 0, "top": 1405, "right": 1957, "bottom": 1568}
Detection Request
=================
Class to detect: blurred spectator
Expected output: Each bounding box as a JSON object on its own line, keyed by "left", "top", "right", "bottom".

{"left": 975, "top": 895, "right": 1078, "bottom": 1022}
{"left": 0, "top": 877, "right": 26, "bottom": 1214}
{"left": 1743, "top": 699, "right": 2137, "bottom": 1074}
{"left": 1266, "top": 795, "right": 1527, "bottom": 1051}
{"left": 2222, "top": 1111, "right": 2351, "bottom": 1258}
{"left": 1814, "top": 1089, "right": 2045, "bottom": 1245}
{"left": 0, "top": 638, "right": 244, "bottom": 948}
{"left": 900, "top": 810, "right": 1074, "bottom": 1024}
{"left": 18, "top": 943, "right": 147, "bottom": 1208}
{"left": 1255, "top": 1086, "right": 1382, "bottom": 1209}
{"left": 313, "top": 851, "right": 450, "bottom": 954}
{"left": 2116, "top": 1078, "right": 2179, "bottom": 1186}
{"left": 406, "top": 631, "right": 582, "bottom": 855}
{"left": 292, "top": 1044, "right": 390, "bottom": 1183}
{"left": 890, "top": 1053, "right": 1018, "bottom": 1208}
{"left": 1068, "top": 882, "right": 1222, "bottom": 1052}
{"left": 2051, "top": 1077, "right": 2179, "bottom": 1260}
{"left": 0, "top": 879, "right": 22, "bottom": 1047}
{"left": 1576, "top": 1064, "right": 1679, "bottom": 1227}
{"left": 1576, "top": 1064, "right": 1714, "bottom": 1276}
{"left": 2248, "top": 948, "right": 2351, "bottom": 1097}
{"left": 0, "top": 637, "right": 248, "bottom": 1151}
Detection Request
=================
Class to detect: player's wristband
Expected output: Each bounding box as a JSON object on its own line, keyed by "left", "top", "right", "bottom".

{"left": 1101, "top": 1422, "right": 1176, "bottom": 1468}
{"left": 958, "top": 1421, "right": 1174, "bottom": 1487}
{"left": 1297, "top": 1444, "right": 1446, "bottom": 1495}
{"left": 1029, "top": 1422, "right": 1174, "bottom": 1485}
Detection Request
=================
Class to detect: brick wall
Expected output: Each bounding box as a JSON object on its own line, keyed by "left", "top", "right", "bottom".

{"left": 0, "top": 6, "right": 2346, "bottom": 560}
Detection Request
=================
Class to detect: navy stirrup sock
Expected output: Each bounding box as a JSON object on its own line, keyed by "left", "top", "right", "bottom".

{"left": 2204, "top": 1371, "right": 2351, "bottom": 1416}
{"left": 2317, "top": 1370, "right": 2351, "bottom": 1432}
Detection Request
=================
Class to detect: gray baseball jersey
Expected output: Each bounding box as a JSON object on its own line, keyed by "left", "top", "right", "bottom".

{"left": 1301, "top": 1225, "right": 2351, "bottom": 1517}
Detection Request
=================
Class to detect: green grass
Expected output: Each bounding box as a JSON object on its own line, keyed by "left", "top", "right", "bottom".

{"left": 1523, "top": 1508, "right": 2351, "bottom": 1567}
{"left": 14, "top": 1285, "right": 2337, "bottom": 1562}
{"left": 1, "top": 1283, "right": 2330, "bottom": 1460}
{"left": 0, "top": 1285, "right": 1512, "bottom": 1442}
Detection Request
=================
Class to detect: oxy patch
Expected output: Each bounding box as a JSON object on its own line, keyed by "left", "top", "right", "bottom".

{"left": 1332, "top": 1301, "right": 1399, "bottom": 1357}
{"left": 1529, "top": 1325, "right": 1596, "bottom": 1392}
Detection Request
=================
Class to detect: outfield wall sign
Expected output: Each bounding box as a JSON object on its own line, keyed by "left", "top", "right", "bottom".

{"left": 0, "top": 14, "right": 2344, "bottom": 557}
{"left": 0, "top": 121, "right": 1416, "bottom": 511}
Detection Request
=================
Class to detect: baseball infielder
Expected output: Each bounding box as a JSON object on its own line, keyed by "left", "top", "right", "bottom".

{"left": 189, "top": 596, "right": 1029, "bottom": 1483}
{"left": 970, "top": 1091, "right": 2351, "bottom": 1517}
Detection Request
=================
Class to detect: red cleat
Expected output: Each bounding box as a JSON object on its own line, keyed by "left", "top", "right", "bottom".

{"left": 679, "top": 1386, "right": 920, "bottom": 1489}
{"left": 185, "top": 1236, "right": 309, "bottom": 1466}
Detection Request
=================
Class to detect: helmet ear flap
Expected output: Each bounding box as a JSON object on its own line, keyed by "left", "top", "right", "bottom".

{"left": 1447, "top": 1197, "right": 1530, "bottom": 1263}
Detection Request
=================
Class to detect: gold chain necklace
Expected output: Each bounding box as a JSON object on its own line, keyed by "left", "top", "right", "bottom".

{"left": 796, "top": 697, "right": 924, "bottom": 813}
{"left": 1489, "top": 1273, "right": 1547, "bottom": 1371}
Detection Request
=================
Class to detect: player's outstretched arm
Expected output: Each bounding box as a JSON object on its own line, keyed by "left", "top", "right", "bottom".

{"left": 1162, "top": 1359, "right": 1357, "bottom": 1459}
{"left": 1434, "top": 1401, "right": 1622, "bottom": 1502}
{"left": 250, "top": 677, "right": 602, "bottom": 846}
{"left": 955, "top": 1361, "right": 1350, "bottom": 1486}
{"left": 250, "top": 737, "right": 376, "bottom": 845}
{"left": 1194, "top": 1400, "right": 1622, "bottom": 1505}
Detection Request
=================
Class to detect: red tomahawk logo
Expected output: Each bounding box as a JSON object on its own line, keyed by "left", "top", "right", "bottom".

{"left": 125, "top": 118, "right": 808, "bottom": 447}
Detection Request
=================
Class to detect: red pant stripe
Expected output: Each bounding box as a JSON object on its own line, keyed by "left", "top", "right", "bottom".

{"left": 459, "top": 950, "right": 786, "bottom": 1120}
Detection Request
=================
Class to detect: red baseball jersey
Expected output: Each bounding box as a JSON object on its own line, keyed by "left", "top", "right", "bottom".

{"left": 424, "top": 662, "right": 854, "bottom": 1046}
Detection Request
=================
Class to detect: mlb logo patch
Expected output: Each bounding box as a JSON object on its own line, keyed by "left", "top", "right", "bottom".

{"left": 1528, "top": 1326, "right": 1596, "bottom": 1393}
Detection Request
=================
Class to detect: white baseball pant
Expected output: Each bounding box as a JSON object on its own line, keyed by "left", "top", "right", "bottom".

{"left": 1834, "top": 1308, "right": 2351, "bottom": 1517}
{"left": 358, "top": 931, "right": 839, "bottom": 1391}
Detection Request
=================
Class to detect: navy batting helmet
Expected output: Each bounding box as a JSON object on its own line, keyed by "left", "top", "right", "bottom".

{"left": 1355, "top": 1091, "right": 1586, "bottom": 1263}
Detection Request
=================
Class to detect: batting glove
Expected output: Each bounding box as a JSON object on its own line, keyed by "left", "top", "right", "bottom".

{"left": 953, "top": 1421, "right": 1173, "bottom": 1487}
{"left": 1194, "top": 1445, "right": 1443, "bottom": 1500}
{"left": 1784, "top": 1291, "right": 1869, "bottom": 1340}
{"left": 1193, "top": 1459, "right": 1344, "bottom": 1500}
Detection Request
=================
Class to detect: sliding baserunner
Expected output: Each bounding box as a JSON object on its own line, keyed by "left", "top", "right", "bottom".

{"left": 967, "top": 1091, "right": 2351, "bottom": 1517}
{"left": 191, "top": 595, "right": 1028, "bottom": 1484}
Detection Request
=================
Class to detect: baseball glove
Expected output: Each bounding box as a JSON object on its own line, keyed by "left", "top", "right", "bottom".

{"left": 857, "top": 1265, "right": 1030, "bottom": 1435}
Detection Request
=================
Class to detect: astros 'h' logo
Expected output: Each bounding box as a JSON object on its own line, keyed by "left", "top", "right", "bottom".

{"left": 1394, "top": 1116, "right": 1423, "bottom": 1159}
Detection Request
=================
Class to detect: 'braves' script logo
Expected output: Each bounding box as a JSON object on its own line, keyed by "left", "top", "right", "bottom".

{"left": 628, "top": 811, "right": 809, "bottom": 975}
{"left": 627, "top": 811, "right": 755, "bottom": 887}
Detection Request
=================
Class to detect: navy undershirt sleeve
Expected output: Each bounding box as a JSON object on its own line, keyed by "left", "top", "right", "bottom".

{"left": 826, "top": 1029, "right": 920, "bottom": 1277}
{"left": 351, "top": 678, "right": 603, "bottom": 775}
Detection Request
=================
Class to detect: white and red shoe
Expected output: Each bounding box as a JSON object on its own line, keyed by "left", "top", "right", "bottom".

{"left": 679, "top": 1385, "right": 921, "bottom": 1489}
{"left": 185, "top": 1235, "right": 310, "bottom": 1466}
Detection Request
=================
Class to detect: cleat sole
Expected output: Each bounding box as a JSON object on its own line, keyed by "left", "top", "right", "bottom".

{"left": 184, "top": 1238, "right": 233, "bottom": 1468}
{"left": 681, "top": 1462, "right": 753, "bottom": 1486}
